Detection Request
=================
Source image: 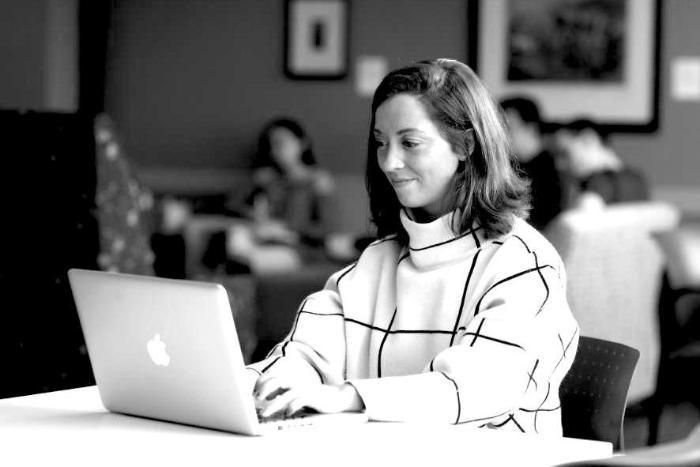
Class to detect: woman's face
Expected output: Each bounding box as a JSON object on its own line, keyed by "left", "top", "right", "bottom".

{"left": 269, "top": 126, "right": 304, "bottom": 170}
{"left": 374, "top": 94, "right": 464, "bottom": 221}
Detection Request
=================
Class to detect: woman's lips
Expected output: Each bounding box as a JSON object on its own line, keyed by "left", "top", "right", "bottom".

{"left": 390, "top": 178, "right": 415, "bottom": 187}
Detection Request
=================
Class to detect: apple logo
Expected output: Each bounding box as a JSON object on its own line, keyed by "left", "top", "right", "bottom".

{"left": 146, "top": 333, "right": 170, "bottom": 367}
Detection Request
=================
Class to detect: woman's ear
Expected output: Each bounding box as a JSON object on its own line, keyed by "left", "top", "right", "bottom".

{"left": 462, "top": 129, "right": 475, "bottom": 160}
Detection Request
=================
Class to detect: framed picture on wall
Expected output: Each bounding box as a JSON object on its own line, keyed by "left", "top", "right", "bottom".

{"left": 476, "top": 0, "right": 661, "bottom": 132}
{"left": 284, "top": 0, "right": 350, "bottom": 80}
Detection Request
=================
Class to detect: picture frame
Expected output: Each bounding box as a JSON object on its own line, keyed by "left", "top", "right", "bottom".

{"left": 284, "top": 0, "right": 350, "bottom": 80}
{"left": 476, "top": 0, "right": 661, "bottom": 132}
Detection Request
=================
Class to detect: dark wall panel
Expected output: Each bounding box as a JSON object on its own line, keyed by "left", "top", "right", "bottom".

{"left": 0, "top": 110, "right": 98, "bottom": 398}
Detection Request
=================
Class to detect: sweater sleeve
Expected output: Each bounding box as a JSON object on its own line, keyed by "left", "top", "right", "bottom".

{"left": 246, "top": 262, "right": 356, "bottom": 387}
{"left": 349, "top": 247, "right": 579, "bottom": 425}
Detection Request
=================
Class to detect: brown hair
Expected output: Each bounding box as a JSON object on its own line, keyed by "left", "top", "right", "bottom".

{"left": 365, "top": 59, "right": 531, "bottom": 243}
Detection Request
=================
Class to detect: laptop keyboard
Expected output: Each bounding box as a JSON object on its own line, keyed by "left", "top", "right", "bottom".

{"left": 256, "top": 408, "right": 316, "bottom": 430}
{"left": 256, "top": 408, "right": 369, "bottom": 432}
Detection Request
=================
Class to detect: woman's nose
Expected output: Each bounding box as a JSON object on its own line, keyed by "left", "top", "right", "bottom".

{"left": 381, "top": 145, "right": 404, "bottom": 171}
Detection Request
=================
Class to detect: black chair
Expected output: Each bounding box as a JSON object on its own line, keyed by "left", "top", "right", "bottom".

{"left": 644, "top": 229, "right": 700, "bottom": 446}
{"left": 555, "top": 423, "right": 700, "bottom": 466}
{"left": 646, "top": 275, "right": 700, "bottom": 445}
{"left": 561, "top": 336, "right": 640, "bottom": 451}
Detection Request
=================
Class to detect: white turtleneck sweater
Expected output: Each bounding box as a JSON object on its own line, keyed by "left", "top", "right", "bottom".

{"left": 248, "top": 211, "right": 579, "bottom": 435}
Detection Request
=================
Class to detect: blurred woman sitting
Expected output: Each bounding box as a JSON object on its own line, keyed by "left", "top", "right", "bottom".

{"left": 203, "top": 117, "right": 335, "bottom": 274}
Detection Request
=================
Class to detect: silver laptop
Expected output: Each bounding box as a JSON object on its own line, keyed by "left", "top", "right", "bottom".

{"left": 67, "top": 268, "right": 367, "bottom": 435}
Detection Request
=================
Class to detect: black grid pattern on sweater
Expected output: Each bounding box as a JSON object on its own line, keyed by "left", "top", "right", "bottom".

{"left": 258, "top": 229, "right": 573, "bottom": 431}
{"left": 526, "top": 359, "right": 540, "bottom": 392}
{"left": 408, "top": 226, "right": 482, "bottom": 252}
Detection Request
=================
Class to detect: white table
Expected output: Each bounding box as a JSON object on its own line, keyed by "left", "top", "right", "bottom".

{"left": 0, "top": 386, "right": 612, "bottom": 467}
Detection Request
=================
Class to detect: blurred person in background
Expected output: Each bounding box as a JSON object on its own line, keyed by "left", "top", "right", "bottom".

{"left": 242, "top": 117, "right": 335, "bottom": 245}
{"left": 554, "top": 118, "right": 649, "bottom": 207}
{"left": 203, "top": 117, "right": 335, "bottom": 273}
{"left": 500, "top": 96, "right": 568, "bottom": 230}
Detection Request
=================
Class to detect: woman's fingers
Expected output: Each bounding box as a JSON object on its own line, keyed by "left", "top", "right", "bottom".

{"left": 259, "top": 388, "right": 299, "bottom": 418}
{"left": 257, "top": 383, "right": 361, "bottom": 419}
{"left": 285, "top": 385, "right": 345, "bottom": 416}
{"left": 254, "top": 376, "right": 289, "bottom": 402}
{"left": 285, "top": 393, "right": 314, "bottom": 416}
{"left": 259, "top": 386, "right": 319, "bottom": 419}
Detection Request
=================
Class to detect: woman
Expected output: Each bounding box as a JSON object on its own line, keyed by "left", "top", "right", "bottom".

{"left": 247, "top": 59, "right": 579, "bottom": 435}
{"left": 203, "top": 117, "right": 334, "bottom": 273}
{"left": 245, "top": 117, "right": 334, "bottom": 241}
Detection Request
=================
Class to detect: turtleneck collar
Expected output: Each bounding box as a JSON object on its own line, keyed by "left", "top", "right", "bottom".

{"left": 400, "top": 209, "right": 482, "bottom": 268}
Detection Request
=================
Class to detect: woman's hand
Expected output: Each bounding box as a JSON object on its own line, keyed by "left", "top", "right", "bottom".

{"left": 256, "top": 382, "right": 364, "bottom": 419}
{"left": 253, "top": 373, "right": 310, "bottom": 413}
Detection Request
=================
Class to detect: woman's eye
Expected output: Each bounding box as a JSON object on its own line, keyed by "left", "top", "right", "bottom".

{"left": 403, "top": 140, "right": 420, "bottom": 149}
{"left": 375, "top": 140, "right": 387, "bottom": 148}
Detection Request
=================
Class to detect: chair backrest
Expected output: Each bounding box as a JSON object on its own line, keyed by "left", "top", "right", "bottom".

{"left": 545, "top": 201, "right": 680, "bottom": 403}
{"left": 560, "top": 336, "right": 640, "bottom": 450}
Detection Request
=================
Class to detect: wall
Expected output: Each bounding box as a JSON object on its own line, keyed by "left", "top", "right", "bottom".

{"left": 44, "top": 0, "right": 78, "bottom": 111}
{"left": 0, "top": 0, "right": 47, "bottom": 109}
{"left": 613, "top": 0, "right": 700, "bottom": 214}
{"left": 104, "top": 0, "right": 469, "bottom": 174}
{"left": 0, "top": 0, "right": 77, "bottom": 112}
{"left": 105, "top": 0, "right": 699, "bottom": 209}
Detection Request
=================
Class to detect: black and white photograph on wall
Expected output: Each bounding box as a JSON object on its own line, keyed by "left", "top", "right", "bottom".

{"left": 507, "top": 0, "right": 626, "bottom": 82}
{"left": 478, "top": 0, "right": 660, "bottom": 130}
{"left": 284, "top": 0, "right": 349, "bottom": 79}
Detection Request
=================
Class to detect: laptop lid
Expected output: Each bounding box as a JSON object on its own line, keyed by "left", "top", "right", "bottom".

{"left": 67, "top": 268, "right": 260, "bottom": 435}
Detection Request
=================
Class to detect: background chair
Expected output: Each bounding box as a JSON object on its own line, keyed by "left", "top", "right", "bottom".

{"left": 251, "top": 263, "right": 340, "bottom": 361}
{"left": 556, "top": 423, "right": 700, "bottom": 466}
{"left": 561, "top": 336, "right": 640, "bottom": 451}
{"left": 646, "top": 228, "right": 700, "bottom": 445}
{"left": 545, "top": 201, "right": 680, "bottom": 404}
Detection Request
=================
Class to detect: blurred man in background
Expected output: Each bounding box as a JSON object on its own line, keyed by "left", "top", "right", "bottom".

{"left": 501, "top": 96, "right": 568, "bottom": 230}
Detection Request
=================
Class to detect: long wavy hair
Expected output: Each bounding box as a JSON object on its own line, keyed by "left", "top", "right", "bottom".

{"left": 365, "top": 59, "right": 531, "bottom": 243}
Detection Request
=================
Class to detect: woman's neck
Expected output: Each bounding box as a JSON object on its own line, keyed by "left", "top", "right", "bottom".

{"left": 406, "top": 207, "right": 443, "bottom": 223}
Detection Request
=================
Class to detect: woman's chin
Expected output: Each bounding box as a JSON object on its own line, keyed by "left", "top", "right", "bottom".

{"left": 396, "top": 198, "right": 419, "bottom": 211}
{"left": 393, "top": 190, "right": 420, "bottom": 208}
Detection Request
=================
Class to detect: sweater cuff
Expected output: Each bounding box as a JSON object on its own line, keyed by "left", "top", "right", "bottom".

{"left": 348, "top": 373, "right": 457, "bottom": 423}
